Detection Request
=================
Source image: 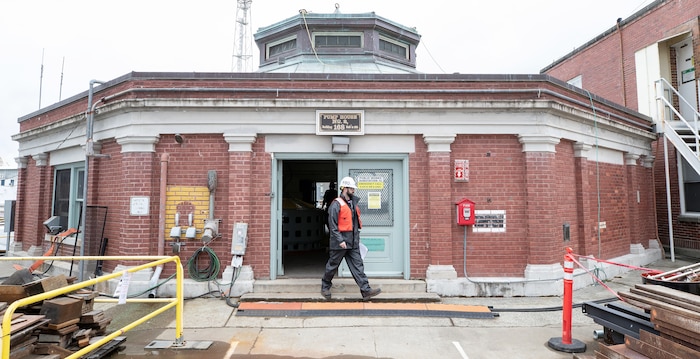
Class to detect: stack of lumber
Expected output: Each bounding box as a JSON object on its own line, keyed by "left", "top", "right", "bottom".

{"left": 595, "top": 284, "right": 700, "bottom": 358}
{"left": 0, "top": 289, "right": 117, "bottom": 358}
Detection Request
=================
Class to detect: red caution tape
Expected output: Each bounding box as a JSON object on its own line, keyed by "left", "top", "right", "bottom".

{"left": 570, "top": 253, "right": 662, "bottom": 275}
{"left": 567, "top": 253, "right": 624, "bottom": 301}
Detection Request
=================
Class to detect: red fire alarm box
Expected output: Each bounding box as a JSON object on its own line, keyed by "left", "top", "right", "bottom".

{"left": 455, "top": 198, "right": 475, "bottom": 226}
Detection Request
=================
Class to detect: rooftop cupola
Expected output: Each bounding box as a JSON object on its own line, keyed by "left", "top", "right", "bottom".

{"left": 254, "top": 9, "right": 421, "bottom": 74}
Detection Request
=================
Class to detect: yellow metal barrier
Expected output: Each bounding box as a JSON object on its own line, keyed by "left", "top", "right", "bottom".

{"left": 0, "top": 256, "right": 184, "bottom": 359}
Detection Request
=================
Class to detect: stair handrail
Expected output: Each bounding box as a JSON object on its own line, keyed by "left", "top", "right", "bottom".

{"left": 655, "top": 78, "right": 700, "bottom": 157}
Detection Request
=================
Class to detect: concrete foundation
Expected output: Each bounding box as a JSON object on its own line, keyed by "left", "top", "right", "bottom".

{"left": 426, "top": 241, "right": 663, "bottom": 297}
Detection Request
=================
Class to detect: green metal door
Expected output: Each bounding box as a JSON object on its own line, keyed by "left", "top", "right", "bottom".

{"left": 338, "top": 159, "right": 405, "bottom": 277}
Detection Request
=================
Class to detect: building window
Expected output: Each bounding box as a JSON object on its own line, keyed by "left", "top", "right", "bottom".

{"left": 266, "top": 36, "right": 297, "bottom": 59}
{"left": 313, "top": 32, "right": 363, "bottom": 48}
{"left": 568, "top": 75, "right": 583, "bottom": 88}
{"left": 52, "top": 163, "right": 84, "bottom": 231}
{"left": 680, "top": 157, "right": 700, "bottom": 213}
{"left": 379, "top": 36, "right": 408, "bottom": 60}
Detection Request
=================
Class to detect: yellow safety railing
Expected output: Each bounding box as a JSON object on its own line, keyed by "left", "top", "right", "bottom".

{"left": 0, "top": 256, "right": 184, "bottom": 359}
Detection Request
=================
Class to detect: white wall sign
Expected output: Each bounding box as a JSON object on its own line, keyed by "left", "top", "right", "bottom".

{"left": 130, "top": 196, "right": 150, "bottom": 216}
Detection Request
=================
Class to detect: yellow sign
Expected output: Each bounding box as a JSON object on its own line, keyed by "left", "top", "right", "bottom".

{"left": 367, "top": 192, "right": 381, "bottom": 209}
{"left": 358, "top": 181, "right": 384, "bottom": 190}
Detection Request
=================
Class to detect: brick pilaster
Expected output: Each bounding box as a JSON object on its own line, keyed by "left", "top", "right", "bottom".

{"left": 574, "top": 143, "right": 596, "bottom": 256}
{"left": 423, "top": 135, "right": 455, "bottom": 265}
{"left": 13, "top": 157, "right": 28, "bottom": 249}
{"left": 625, "top": 153, "right": 641, "bottom": 245}
{"left": 519, "top": 135, "right": 560, "bottom": 264}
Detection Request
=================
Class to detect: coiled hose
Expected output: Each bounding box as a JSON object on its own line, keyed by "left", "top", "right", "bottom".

{"left": 187, "top": 246, "right": 221, "bottom": 282}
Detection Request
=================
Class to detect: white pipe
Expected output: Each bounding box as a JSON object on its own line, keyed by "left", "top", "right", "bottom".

{"left": 663, "top": 133, "right": 675, "bottom": 262}
{"left": 149, "top": 153, "right": 169, "bottom": 298}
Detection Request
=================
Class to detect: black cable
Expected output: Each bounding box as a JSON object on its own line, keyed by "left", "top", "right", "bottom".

{"left": 225, "top": 265, "right": 241, "bottom": 308}
{"left": 489, "top": 297, "right": 619, "bottom": 313}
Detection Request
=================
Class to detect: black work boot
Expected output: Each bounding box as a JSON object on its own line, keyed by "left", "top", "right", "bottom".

{"left": 362, "top": 288, "right": 381, "bottom": 301}
{"left": 321, "top": 289, "right": 332, "bottom": 300}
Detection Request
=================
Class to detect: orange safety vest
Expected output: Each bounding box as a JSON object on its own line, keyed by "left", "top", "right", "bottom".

{"left": 335, "top": 197, "right": 361, "bottom": 232}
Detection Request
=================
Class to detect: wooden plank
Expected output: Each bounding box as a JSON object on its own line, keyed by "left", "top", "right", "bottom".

{"left": 597, "top": 343, "right": 651, "bottom": 359}
{"left": 23, "top": 275, "right": 68, "bottom": 297}
{"left": 625, "top": 335, "right": 682, "bottom": 359}
{"left": 79, "top": 310, "right": 105, "bottom": 324}
{"left": 635, "top": 284, "right": 700, "bottom": 307}
{"left": 0, "top": 285, "right": 27, "bottom": 303}
{"left": 54, "top": 324, "right": 79, "bottom": 336}
{"left": 67, "top": 291, "right": 98, "bottom": 314}
{"left": 9, "top": 342, "right": 35, "bottom": 359}
{"left": 618, "top": 292, "right": 653, "bottom": 311}
{"left": 659, "top": 332, "right": 700, "bottom": 353}
{"left": 9, "top": 315, "right": 47, "bottom": 335}
{"left": 40, "top": 297, "right": 83, "bottom": 324}
{"left": 630, "top": 287, "right": 700, "bottom": 314}
{"left": 654, "top": 322, "right": 700, "bottom": 349}
{"left": 34, "top": 343, "right": 74, "bottom": 358}
{"left": 46, "top": 318, "right": 80, "bottom": 331}
{"left": 639, "top": 330, "right": 700, "bottom": 359}
{"left": 619, "top": 291, "right": 700, "bottom": 321}
{"left": 652, "top": 307, "right": 700, "bottom": 335}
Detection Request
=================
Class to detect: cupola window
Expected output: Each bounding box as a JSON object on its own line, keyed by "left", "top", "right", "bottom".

{"left": 313, "top": 32, "right": 363, "bottom": 48}
{"left": 379, "top": 36, "right": 408, "bottom": 60}
{"left": 266, "top": 36, "right": 297, "bottom": 59}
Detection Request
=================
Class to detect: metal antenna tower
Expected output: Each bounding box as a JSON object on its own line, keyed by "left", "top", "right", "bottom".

{"left": 232, "top": 0, "right": 253, "bottom": 72}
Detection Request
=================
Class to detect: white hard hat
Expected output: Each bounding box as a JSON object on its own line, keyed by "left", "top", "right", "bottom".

{"left": 339, "top": 176, "right": 357, "bottom": 189}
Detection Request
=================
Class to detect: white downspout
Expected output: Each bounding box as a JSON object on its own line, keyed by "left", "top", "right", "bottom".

{"left": 149, "top": 153, "right": 169, "bottom": 297}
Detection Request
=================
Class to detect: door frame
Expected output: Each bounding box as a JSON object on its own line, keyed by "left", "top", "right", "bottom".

{"left": 270, "top": 153, "right": 410, "bottom": 280}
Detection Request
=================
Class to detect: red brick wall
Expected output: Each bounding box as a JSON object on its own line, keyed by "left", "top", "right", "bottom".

{"left": 587, "top": 161, "right": 629, "bottom": 258}
{"left": 16, "top": 157, "right": 53, "bottom": 249}
{"left": 248, "top": 138, "right": 272, "bottom": 278}
{"left": 14, "top": 163, "right": 28, "bottom": 247}
{"left": 450, "top": 135, "right": 527, "bottom": 277}
{"left": 93, "top": 140, "right": 122, "bottom": 272}
{"left": 89, "top": 135, "right": 274, "bottom": 277}
{"left": 428, "top": 151, "right": 453, "bottom": 267}
{"left": 543, "top": 0, "right": 700, "bottom": 109}
{"left": 409, "top": 136, "right": 430, "bottom": 278}
{"left": 554, "top": 141, "right": 580, "bottom": 258}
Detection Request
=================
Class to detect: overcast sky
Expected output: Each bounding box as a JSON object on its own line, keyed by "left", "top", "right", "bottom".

{"left": 0, "top": 0, "right": 656, "bottom": 167}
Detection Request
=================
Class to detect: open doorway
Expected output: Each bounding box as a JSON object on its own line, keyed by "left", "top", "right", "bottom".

{"left": 280, "top": 160, "right": 336, "bottom": 277}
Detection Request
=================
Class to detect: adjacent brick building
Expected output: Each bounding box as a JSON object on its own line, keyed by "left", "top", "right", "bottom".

{"left": 542, "top": 0, "right": 700, "bottom": 257}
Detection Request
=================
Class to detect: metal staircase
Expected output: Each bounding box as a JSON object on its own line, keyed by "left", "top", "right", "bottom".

{"left": 655, "top": 78, "right": 700, "bottom": 261}
{"left": 655, "top": 78, "right": 700, "bottom": 175}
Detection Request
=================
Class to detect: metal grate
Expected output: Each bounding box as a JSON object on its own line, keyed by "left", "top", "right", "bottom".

{"left": 349, "top": 169, "right": 393, "bottom": 227}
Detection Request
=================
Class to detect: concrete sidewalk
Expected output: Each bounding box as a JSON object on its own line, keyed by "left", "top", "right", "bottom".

{"left": 0, "top": 251, "right": 692, "bottom": 358}
{"left": 86, "top": 255, "right": 696, "bottom": 358}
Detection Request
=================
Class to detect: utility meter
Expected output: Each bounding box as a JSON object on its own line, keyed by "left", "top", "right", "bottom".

{"left": 232, "top": 223, "right": 248, "bottom": 255}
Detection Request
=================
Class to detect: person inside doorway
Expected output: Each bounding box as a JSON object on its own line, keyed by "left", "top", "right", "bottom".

{"left": 321, "top": 176, "right": 381, "bottom": 301}
{"left": 321, "top": 181, "right": 336, "bottom": 212}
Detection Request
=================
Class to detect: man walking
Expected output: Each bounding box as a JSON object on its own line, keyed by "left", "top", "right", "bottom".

{"left": 321, "top": 176, "right": 381, "bottom": 301}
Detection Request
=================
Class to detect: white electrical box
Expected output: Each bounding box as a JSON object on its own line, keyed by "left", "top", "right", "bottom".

{"left": 232, "top": 223, "right": 248, "bottom": 255}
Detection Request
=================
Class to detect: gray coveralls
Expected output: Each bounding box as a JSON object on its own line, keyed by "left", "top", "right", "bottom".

{"left": 321, "top": 195, "right": 371, "bottom": 294}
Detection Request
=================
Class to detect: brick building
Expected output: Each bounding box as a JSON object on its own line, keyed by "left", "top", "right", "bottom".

{"left": 11, "top": 11, "right": 660, "bottom": 297}
{"left": 542, "top": 0, "right": 700, "bottom": 258}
